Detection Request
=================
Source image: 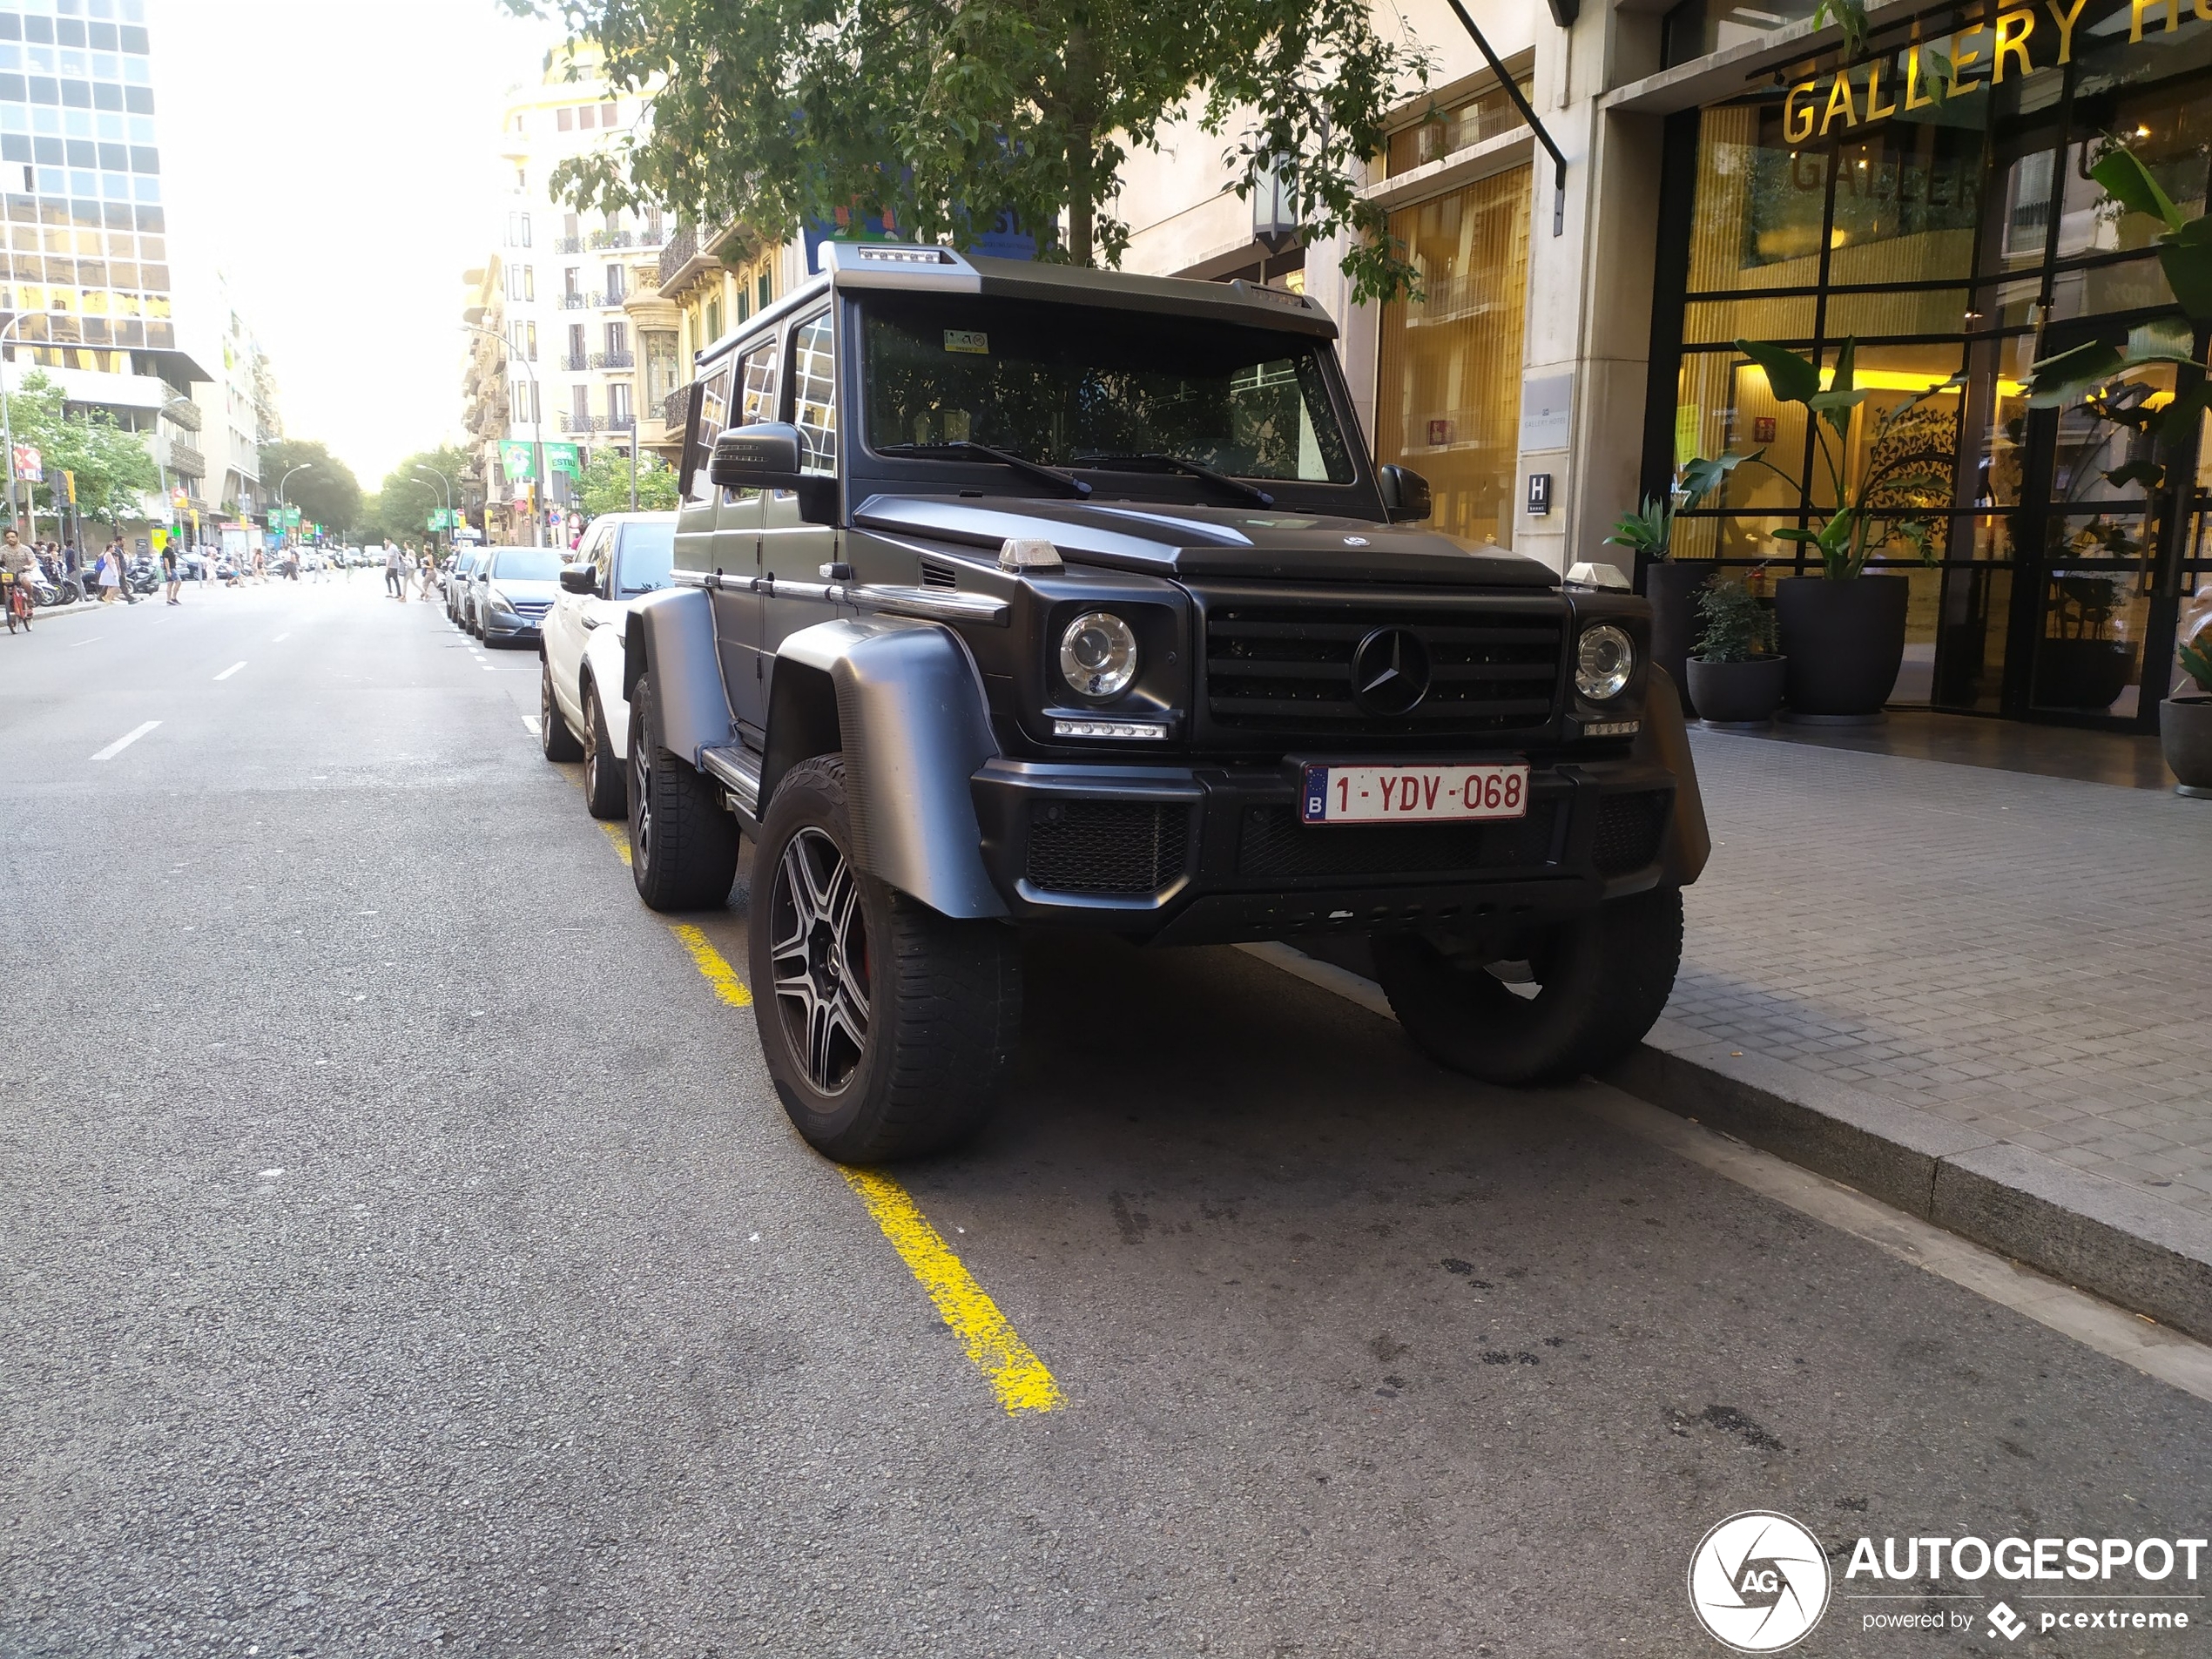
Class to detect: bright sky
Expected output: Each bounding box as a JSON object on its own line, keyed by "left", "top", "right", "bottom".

{"left": 155, "top": 0, "right": 567, "bottom": 490}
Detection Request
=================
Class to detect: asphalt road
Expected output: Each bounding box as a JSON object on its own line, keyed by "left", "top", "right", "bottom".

{"left": 3, "top": 577, "right": 2208, "bottom": 1659}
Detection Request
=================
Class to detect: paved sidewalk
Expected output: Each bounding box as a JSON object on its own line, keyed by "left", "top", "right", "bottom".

{"left": 1672, "top": 728, "right": 2212, "bottom": 1220}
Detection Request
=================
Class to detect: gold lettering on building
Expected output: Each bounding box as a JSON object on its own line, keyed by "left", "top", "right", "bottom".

{"left": 1821, "top": 69, "right": 1860, "bottom": 132}
{"left": 2131, "top": 0, "right": 2179, "bottom": 38}
{"left": 1992, "top": 8, "right": 2035, "bottom": 78}
{"left": 1785, "top": 78, "right": 1820, "bottom": 142}
{"left": 2047, "top": 0, "right": 2088, "bottom": 60}
{"left": 1904, "top": 43, "right": 1935, "bottom": 109}
{"left": 1864, "top": 57, "right": 1898, "bottom": 118}
{"left": 1948, "top": 24, "right": 1986, "bottom": 91}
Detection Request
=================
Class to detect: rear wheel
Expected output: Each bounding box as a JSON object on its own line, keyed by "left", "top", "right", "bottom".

{"left": 1372, "top": 887, "right": 1683, "bottom": 1086}
{"left": 626, "top": 672, "right": 739, "bottom": 911}
{"left": 539, "top": 658, "right": 583, "bottom": 762}
{"left": 750, "top": 754, "right": 1020, "bottom": 1163}
{"left": 581, "top": 678, "right": 625, "bottom": 819}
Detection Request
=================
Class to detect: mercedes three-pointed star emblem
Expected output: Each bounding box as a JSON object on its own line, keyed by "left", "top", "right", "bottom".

{"left": 1350, "top": 626, "right": 1431, "bottom": 716}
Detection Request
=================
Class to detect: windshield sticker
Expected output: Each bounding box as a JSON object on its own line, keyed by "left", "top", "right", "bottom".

{"left": 943, "top": 329, "right": 989, "bottom": 355}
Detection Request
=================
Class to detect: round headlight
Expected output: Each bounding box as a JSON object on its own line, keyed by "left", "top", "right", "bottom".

{"left": 1059, "top": 611, "right": 1139, "bottom": 698}
{"left": 1575, "top": 624, "right": 1635, "bottom": 701}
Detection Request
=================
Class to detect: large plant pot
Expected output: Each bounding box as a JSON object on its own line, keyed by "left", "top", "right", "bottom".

{"left": 1686, "top": 655, "right": 1787, "bottom": 727}
{"left": 1773, "top": 574, "right": 1908, "bottom": 722}
{"left": 2162, "top": 695, "right": 2212, "bottom": 797}
{"left": 1643, "top": 561, "right": 1712, "bottom": 718}
{"left": 2033, "top": 639, "right": 2139, "bottom": 712}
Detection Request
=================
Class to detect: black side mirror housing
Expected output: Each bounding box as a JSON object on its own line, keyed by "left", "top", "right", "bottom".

{"left": 559, "top": 563, "right": 597, "bottom": 595}
{"left": 1377, "top": 463, "right": 1433, "bottom": 524}
{"left": 710, "top": 422, "right": 839, "bottom": 525}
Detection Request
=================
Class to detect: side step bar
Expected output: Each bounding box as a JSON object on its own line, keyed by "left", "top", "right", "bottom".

{"left": 699, "top": 744, "right": 762, "bottom": 820}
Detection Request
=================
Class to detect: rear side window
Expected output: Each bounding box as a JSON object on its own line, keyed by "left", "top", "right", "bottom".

{"left": 616, "top": 522, "right": 675, "bottom": 595}
{"left": 791, "top": 312, "right": 836, "bottom": 473}
{"left": 683, "top": 358, "right": 737, "bottom": 504}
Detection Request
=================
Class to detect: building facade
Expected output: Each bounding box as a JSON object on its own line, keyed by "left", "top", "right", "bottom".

{"left": 1104, "top": 0, "right": 2210, "bottom": 732}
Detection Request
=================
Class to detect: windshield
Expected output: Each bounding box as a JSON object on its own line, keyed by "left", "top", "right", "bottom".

{"left": 860, "top": 293, "right": 1354, "bottom": 484}
{"left": 490, "top": 549, "right": 563, "bottom": 582}
{"left": 616, "top": 523, "right": 675, "bottom": 596}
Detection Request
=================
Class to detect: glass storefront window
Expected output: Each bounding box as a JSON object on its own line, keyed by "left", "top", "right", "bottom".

{"left": 1374, "top": 165, "right": 1531, "bottom": 550}
{"left": 1827, "top": 119, "right": 1984, "bottom": 287}
{"left": 1685, "top": 105, "right": 1827, "bottom": 293}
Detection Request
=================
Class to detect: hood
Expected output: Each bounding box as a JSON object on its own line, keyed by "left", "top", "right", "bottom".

{"left": 489, "top": 578, "right": 559, "bottom": 602}
{"left": 852, "top": 495, "right": 1556, "bottom": 587}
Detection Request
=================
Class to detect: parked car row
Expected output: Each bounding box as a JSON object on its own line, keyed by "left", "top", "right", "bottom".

{"left": 442, "top": 542, "right": 577, "bottom": 645}
{"left": 532, "top": 514, "right": 677, "bottom": 818}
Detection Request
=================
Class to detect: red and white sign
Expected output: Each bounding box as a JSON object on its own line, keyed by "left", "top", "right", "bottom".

{"left": 12, "top": 443, "right": 41, "bottom": 482}
{"left": 1301, "top": 762, "right": 1530, "bottom": 824}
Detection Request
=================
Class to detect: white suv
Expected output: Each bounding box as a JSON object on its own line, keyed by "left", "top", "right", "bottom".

{"left": 538, "top": 512, "right": 677, "bottom": 817}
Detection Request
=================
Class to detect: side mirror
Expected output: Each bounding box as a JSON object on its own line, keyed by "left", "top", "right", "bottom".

{"left": 559, "top": 563, "right": 597, "bottom": 595}
{"left": 710, "top": 422, "right": 840, "bottom": 525}
{"left": 1377, "top": 463, "right": 1433, "bottom": 524}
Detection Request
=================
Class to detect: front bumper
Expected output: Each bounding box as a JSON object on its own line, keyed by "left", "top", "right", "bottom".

{"left": 970, "top": 754, "right": 1677, "bottom": 947}
{"left": 483, "top": 612, "right": 545, "bottom": 643}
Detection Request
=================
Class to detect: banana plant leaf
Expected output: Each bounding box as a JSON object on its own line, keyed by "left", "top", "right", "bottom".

{"left": 2091, "top": 149, "right": 2185, "bottom": 233}
{"left": 2126, "top": 317, "right": 2198, "bottom": 363}
{"left": 1679, "top": 448, "right": 1762, "bottom": 506}
{"left": 2026, "top": 339, "right": 2125, "bottom": 407}
{"left": 1732, "top": 337, "right": 1822, "bottom": 405}
{"left": 2158, "top": 216, "right": 2212, "bottom": 324}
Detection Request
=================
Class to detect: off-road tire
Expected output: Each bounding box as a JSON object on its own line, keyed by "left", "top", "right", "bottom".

{"left": 750, "top": 754, "right": 1020, "bottom": 1163}
{"left": 539, "top": 656, "right": 583, "bottom": 762}
{"left": 626, "top": 672, "right": 738, "bottom": 912}
{"left": 1372, "top": 886, "right": 1683, "bottom": 1086}
{"left": 582, "top": 678, "right": 625, "bottom": 819}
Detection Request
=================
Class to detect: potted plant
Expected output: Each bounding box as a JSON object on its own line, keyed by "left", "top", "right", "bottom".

{"left": 1685, "top": 575, "right": 1785, "bottom": 726}
{"left": 1605, "top": 494, "right": 1708, "bottom": 713}
{"left": 2167, "top": 631, "right": 2212, "bottom": 796}
{"left": 1687, "top": 338, "right": 1949, "bottom": 723}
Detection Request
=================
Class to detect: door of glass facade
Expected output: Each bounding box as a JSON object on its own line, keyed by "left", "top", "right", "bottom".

{"left": 1645, "top": 7, "right": 2212, "bottom": 728}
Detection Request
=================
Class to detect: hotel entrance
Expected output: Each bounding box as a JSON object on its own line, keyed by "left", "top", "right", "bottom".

{"left": 1643, "top": 0, "right": 2212, "bottom": 730}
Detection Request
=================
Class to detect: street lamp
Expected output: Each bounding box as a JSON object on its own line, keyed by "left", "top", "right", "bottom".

{"left": 460, "top": 320, "right": 546, "bottom": 547}
{"left": 278, "top": 462, "right": 314, "bottom": 550}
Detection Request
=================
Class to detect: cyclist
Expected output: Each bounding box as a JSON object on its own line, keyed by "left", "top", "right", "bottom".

{"left": 2, "top": 527, "right": 36, "bottom": 631}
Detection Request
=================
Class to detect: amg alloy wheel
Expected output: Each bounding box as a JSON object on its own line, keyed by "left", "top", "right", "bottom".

{"left": 766, "top": 826, "right": 871, "bottom": 1096}
{"left": 750, "top": 754, "right": 1020, "bottom": 1163}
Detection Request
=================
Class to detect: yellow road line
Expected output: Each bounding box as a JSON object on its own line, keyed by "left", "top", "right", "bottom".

{"left": 598, "top": 804, "right": 1055, "bottom": 1414}
{"left": 669, "top": 922, "right": 752, "bottom": 1008}
{"left": 838, "top": 1168, "right": 1066, "bottom": 1416}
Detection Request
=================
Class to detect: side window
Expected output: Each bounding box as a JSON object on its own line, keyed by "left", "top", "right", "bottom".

{"left": 791, "top": 312, "right": 836, "bottom": 473}
{"left": 590, "top": 525, "right": 615, "bottom": 589}
{"left": 738, "top": 338, "right": 779, "bottom": 427}
{"left": 685, "top": 359, "right": 736, "bottom": 504}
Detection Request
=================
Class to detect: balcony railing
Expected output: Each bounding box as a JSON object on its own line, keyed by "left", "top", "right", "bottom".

{"left": 597, "top": 288, "right": 625, "bottom": 308}
{"left": 554, "top": 235, "right": 585, "bottom": 254}
{"left": 561, "top": 413, "right": 605, "bottom": 434}
{"left": 161, "top": 395, "right": 201, "bottom": 432}
{"left": 658, "top": 225, "right": 698, "bottom": 288}
{"left": 588, "top": 229, "right": 634, "bottom": 250}
{"left": 561, "top": 351, "right": 590, "bottom": 371}
{"left": 166, "top": 439, "right": 206, "bottom": 479}
{"left": 663, "top": 382, "right": 691, "bottom": 430}
{"left": 560, "top": 291, "right": 590, "bottom": 310}
{"left": 590, "top": 349, "right": 634, "bottom": 369}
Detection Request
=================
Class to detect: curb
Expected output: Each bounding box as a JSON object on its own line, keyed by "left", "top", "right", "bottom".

{"left": 1606, "top": 1023, "right": 2212, "bottom": 1345}
{"left": 1261, "top": 941, "right": 2212, "bottom": 1345}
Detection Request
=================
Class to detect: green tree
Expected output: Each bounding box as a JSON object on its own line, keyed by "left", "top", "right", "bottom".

{"left": 516, "top": 0, "right": 1429, "bottom": 301}
{"left": 361, "top": 443, "right": 477, "bottom": 544}
{"left": 1, "top": 369, "right": 159, "bottom": 536}
{"left": 260, "top": 438, "right": 363, "bottom": 536}
{"left": 578, "top": 448, "right": 678, "bottom": 516}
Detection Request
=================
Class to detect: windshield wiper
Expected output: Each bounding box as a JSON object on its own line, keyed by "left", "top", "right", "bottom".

{"left": 878, "top": 440, "right": 1091, "bottom": 499}
{"left": 1075, "top": 450, "right": 1274, "bottom": 507}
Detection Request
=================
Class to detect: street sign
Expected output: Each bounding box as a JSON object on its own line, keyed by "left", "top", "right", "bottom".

{"left": 12, "top": 443, "right": 41, "bottom": 482}
{"left": 545, "top": 441, "right": 581, "bottom": 477}
{"left": 499, "top": 440, "right": 535, "bottom": 481}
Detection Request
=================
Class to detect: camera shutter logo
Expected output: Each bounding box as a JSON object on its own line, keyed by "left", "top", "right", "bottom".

{"left": 1688, "top": 1511, "right": 1831, "bottom": 1652}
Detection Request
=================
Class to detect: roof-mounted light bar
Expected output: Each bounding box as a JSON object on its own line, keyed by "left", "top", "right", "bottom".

{"left": 817, "top": 241, "right": 981, "bottom": 292}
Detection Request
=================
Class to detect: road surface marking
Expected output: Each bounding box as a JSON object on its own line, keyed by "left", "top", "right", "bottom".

{"left": 839, "top": 1170, "right": 1067, "bottom": 1417}
{"left": 213, "top": 661, "right": 246, "bottom": 681}
{"left": 272, "top": 632, "right": 290, "bottom": 642}
{"left": 1242, "top": 943, "right": 2212, "bottom": 1406}
{"left": 669, "top": 923, "right": 751, "bottom": 1008}
{"left": 66, "top": 634, "right": 104, "bottom": 647}
{"left": 521, "top": 714, "right": 542, "bottom": 735}
{"left": 597, "top": 820, "right": 631, "bottom": 866}
{"left": 90, "top": 720, "right": 159, "bottom": 761}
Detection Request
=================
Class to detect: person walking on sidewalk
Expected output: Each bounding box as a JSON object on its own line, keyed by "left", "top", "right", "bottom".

{"left": 161, "top": 543, "right": 181, "bottom": 605}
{"left": 383, "top": 540, "right": 408, "bottom": 601}
{"left": 97, "top": 541, "right": 121, "bottom": 604}
{"left": 416, "top": 544, "right": 439, "bottom": 602}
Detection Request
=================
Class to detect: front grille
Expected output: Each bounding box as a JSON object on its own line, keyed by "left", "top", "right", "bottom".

{"left": 1026, "top": 801, "right": 1190, "bottom": 894}
{"left": 1592, "top": 791, "right": 1669, "bottom": 875}
{"left": 510, "top": 599, "right": 552, "bottom": 618}
{"left": 1204, "top": 604, "right": 1562, "bottom": 736}
{"left": 1238, "top": 801, "right": 1559, "bottom": 881}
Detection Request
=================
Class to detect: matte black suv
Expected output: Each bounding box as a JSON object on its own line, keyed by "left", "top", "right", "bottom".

{"left": 617, "top": 242, "right": 1708, "bottom": 1163}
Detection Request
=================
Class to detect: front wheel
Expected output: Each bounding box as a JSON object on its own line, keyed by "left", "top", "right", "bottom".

{"left": 1372, "top": 887, "right": 1683, "bottom": 1086}
{"left": 539, "top": 657, "right": 583, "bottom": 762}
{"left": 750, "top": 754, "right": 1020, "bottom": 1163}
{"left": 626, "top": 673, "right": 739, "bottom": 912}
{"left": 582, "top": 680, "right": 625, "bottom": 819}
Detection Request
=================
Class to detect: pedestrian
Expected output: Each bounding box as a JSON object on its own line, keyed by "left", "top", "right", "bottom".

{"left": 416, "top": 545, "right": 439, "bottom": 601}
{"left": 384, "top": 540, "right": 407, "bottom": 601}
{"left": 97, "top": 541, "right": 121, "bottom": 604}
{"left": 161, "top": 542, "right": 180, "bottom": 605}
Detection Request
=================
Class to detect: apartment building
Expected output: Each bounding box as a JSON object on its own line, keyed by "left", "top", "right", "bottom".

{"left": 467, "top": 45, "right": 673, "bottom": 536}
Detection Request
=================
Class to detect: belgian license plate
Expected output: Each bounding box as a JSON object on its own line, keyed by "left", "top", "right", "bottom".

{"left": 1300, "top": 762, "right": 1530, "bottom": 825}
